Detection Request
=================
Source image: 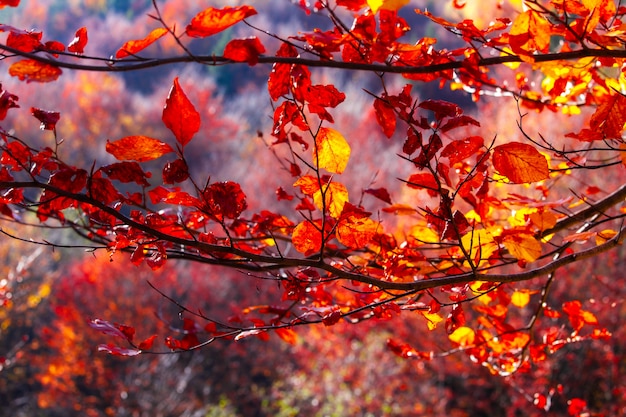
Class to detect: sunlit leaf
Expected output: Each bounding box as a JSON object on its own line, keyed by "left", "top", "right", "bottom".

{"left": 493, "top": 142, "right": 549, "bottom": 184}
{"left": 588, "top": 92, "right": 626, "bottom": 139}
{"left": 106, "top": 136, "right": 174, "bottom": 162}
{"left": 502, "top": 233, "right": 542, "bottom": 262}
{"left": 313, "top": 181, "right": 348, "bottom": 218}
{"left": 186, "top": 5, "right": 257, "bottom": 38}
{"left": 116, "top": 27, "right": 168, "bottom": 58}
{"left": 441, "top": 136, "right": 484, "bottom": 165}
{"left": 138, "top": 335, "right": 158, "bottom": 351}
{"left": 421, "top": 311, "right": 443, "bottom": 330}
{"left": 0, "top": 84, "right": 19, "bottom": 120}
{"left": 67, "top": 27, "right": 88, "bottom": 54}
{"left": 162, "top": 77, "right": 201, "bottom": 147}
{"left": 367, "top": 0, "right": 409, "bottom": 13}
{"left": 460, "top": 228, "right": 499, "bottom": 265}
{"left": 511, "top": 290, "right": 531, "bottom": 308}
{"left": 509, "top": 10, "right": 551, "bottom": 55}
{"left": 292, "top": 220, "right": 322, "bottom": 255}
{"left": 275, "top": 328, "right": 298, "bottom": 345}
{"left": 223, "top": 37, "right": 266, "bottom": 65}
{"left": 0, "top": 0, "right": 19, "bottom": 7}
{"left": 9, "top": 59, "right": 62, "bottom": 83}
{"left": 448, "top": 326, "right": 475, "bottom": 346}
{"left": 314, "top": 127, "right": 351, "bottom": 174}
{"left": 336, "top": 214, "right": 379, "bottom": 249}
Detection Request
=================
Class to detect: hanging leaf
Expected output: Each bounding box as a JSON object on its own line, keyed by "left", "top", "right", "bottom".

{"left": 492, "top": 142, "right": 549, "bottom": 184}
{"left": 106, "top": 136, "right": 174, "bottom": 162}
{"left": 268, "top": 42, "right": 298, "bottom": 101}
{"left": 67, "top": 27, "right": 88, "bottom": 54}
{"left": 186, "top": 5, "right": 257, "bottom": 38}
{"left": 223, "top": 37, "right": 266, "bottom": 65}
{"left": 373, "top": 98, "right": 396, "bottom": 138}
{"left": 30, "top": 107, "right": 60, "bottom": 130}
{"left": 115, "top": 27, "right": 168, "bottom": 59}
{"left": 162, "top": 77, "right": 201, "bottom": 147}
{"left": 509, "top": 10, "right": 551, "bottom": 56}
{"left": 0, "top": 84, "right": 19, "bottom": 120}
{"left": 314, "top": 127, "right": 351, "bottom": 174}
{"left": 199, "top": 181, "right": 248, "bottom": 220}
{"left": 292, "top": 220, "right": 323, "bottom": 255}
{"left": 9, "top": 59, "right": 62, "bottom": 83}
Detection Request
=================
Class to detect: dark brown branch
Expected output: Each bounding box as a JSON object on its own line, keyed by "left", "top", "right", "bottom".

{"left": 0, "top": 43, "right": 622, "bottom": 74}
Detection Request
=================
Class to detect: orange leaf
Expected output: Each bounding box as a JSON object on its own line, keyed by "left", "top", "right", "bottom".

{"left": 106, "top": 136, "right": 174, "bottom": 162}
{"left": 186, "top": 5, "right": 257, "bottom": 38}
{"left": 509, "top": 10, "right": 551, "bottom": 56}
{"left": 162, "top": 77, "right": 201, "bottom": 147}
{"left": 116, "top": 27, "right": 168, "bottom": 59}
{"left": 292, "top": 220, "right": 322, "bottom": 255}
{"left": 275, "top": 328, "right": 298, "bottom": 345}
{"left": 492, "top": 142, "right": 549, "bottom": 184}
{"left": 337, "top": 215, "right": 379, "bottom": 249}
{"left": 223, "top": 37, "right": 266, "bottom": 65}
{"left": 589, "top": 92, "right": 626, "bottom": 139}
{"left": 314, "top": 127, "right": 351, "bottom": 174}
{"left": 9, "top": 59, "right": 62, "bottom": 83}
{"left": 67, "top": 27, "right": 88, "bottom": 54}
{"left": 367, "top": 0, "right": 409, "bottom": 13}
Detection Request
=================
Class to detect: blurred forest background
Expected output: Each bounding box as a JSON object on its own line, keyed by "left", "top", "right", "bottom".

{"left": 0, "top": 1, "right": 625, "bottom": 416}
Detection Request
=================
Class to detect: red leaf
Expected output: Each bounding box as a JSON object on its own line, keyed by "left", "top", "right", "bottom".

{"left": 223, "top": 37, "right": 266, "bottom": 65}
{"left": 162, "top": 77, "right": 201, "bottom": 147}
{"left": 9, "top": 59, "right": 62, "bottom": 83}
{"left": 116, "top": 27, "right": 168, "bottom": 58}
{"left": 567, "top": 398, "right": 587, "bottom": 416}
{"left": 0, "top": 84, "right": 19, "bottom": 120}
{"left": 6, "top": 30, "right": 42, "bottom": 53}
{"left": 199, "top": 181, "right": 248, "bottom": 220}
{"left": 30, "top": 107, "right": 60, "bottom": 130}
{"left": 97, "top": 344, "right": 141, "bottom": 356}
{"left": 268, "top": 42, "right": 298, "bottom": 101}
{"left": 67, "top": 27, "right": 88, "bottom": 54}
{"left": 406, "top": 172, "right": 439, "bottom": 196}
{"left": 162, "top": 158, "right": 189, "bottom": 184}
{"left": 106, "top": 136, "right": 174, "bottom": 162}
{"left": 89, "top": 319, "right": 134, "bottom": 341}
{"left": 441, "top": 136, "right": 484, "bottom": 165}
{"left": 149, "top": 186, "right": 199, "bottom": 206}
{"left": 138, "top": 335, "right": 158, "bottom": 350}
{"left": 100, "top": 162, "right": 151, "bottom": 186}
{"left": 186, "top": 5, "right": 257, "bottom": 38}
{"left": 403, "top": 129, "right": 422, "bottom": 155}
{"left": 0, "top": 0, "right": 20, "bottom": 7}
{"left": 419, "top": 99, "right": 461, "bottom": 119}
{"left": 374, "top": 98, "right": 396, "bottom": 138}
{"left": 364, "top": 187, "right": 392, "bottom": 204}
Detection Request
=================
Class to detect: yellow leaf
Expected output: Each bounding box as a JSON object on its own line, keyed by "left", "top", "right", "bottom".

{"left": 460, "top": 228, "right": 499, "bottom": 266}
{"left": 595, "top": 229, "right": 617, "bottom": 245}
{"left": 408, "top": 225, "right": 440, "bottom": 244}
{"left": 367, "top": 0, "right": 409, "bottom": 13}
{"left": 511, "top": 290, "right": 531, "bottom": 308}
{"left": 502, "top": 233, "right": 542, "bottom": 262}
{"left": 421, "top": 311, "right": 443, "bottom": 330}
{"left": 449, "top": 326, "right": 475, "bottom": 346}
{"left": 314, "top": 127, "right": 351, "bottom": 174}
{"left": 313, "top": 181, "right": 348, "bottom": 218}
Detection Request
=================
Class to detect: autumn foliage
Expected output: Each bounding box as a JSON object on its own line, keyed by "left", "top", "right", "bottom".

{"left": 1, "top": 0, "right": 626, "bottom": 415}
